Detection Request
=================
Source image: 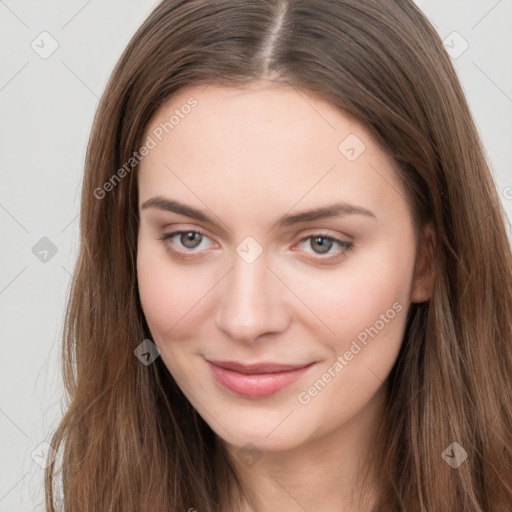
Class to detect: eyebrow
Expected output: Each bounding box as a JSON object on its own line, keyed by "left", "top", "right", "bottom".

{"left": 140, "top": 196, "right": 376, "bottom": 229}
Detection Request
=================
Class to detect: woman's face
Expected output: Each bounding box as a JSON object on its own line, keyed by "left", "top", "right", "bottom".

{"left": 137, "top": 81, "right": 431, "bottom": 452}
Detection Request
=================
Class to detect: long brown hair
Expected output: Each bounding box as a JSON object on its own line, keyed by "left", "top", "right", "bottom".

{"left": 45, "top": 1, "right": 512, "bottom": 510}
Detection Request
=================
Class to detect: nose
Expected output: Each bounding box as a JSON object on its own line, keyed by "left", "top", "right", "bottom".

{"left": 214, "top": 251, "right": 290, "bottom": 343}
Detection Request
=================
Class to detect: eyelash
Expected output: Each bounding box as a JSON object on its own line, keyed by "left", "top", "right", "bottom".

{"left": 157, "top": 230, "right": 354, "bottom": 263}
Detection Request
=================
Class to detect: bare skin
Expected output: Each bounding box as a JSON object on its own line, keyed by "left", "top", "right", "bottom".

{"left": 136, "top": 80, "right": 434, "bottom": 511}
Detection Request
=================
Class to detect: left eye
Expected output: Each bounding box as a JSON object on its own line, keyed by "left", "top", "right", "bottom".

{"left": 297, "top": 235, "right": 353, "bottom": 257}
{"left": 158, "top": 230, "right": 212, "bottom": 252}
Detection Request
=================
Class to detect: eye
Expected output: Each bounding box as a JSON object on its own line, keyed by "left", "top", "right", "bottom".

{"left": 157, "top": 230, "right": 215, "bottom": 260}
{"left": 295, "top": 234, "right": 354, "bottom": 261}
{"left": 156, "top": 230, "right": 354, "bottom": 263}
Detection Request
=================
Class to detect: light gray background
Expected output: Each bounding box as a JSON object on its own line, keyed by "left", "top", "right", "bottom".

{"left": 0, "top": 1, "right": 511, "bottom": 510}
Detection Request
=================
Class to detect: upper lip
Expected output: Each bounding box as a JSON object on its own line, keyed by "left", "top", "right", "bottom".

{"left": 207, "top": 359, "right": 314, "bottom": 374}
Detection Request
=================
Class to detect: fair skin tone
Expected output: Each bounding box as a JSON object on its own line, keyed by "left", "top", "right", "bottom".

{"left": 137, "top": 80, "right": 434, "bottom": 512}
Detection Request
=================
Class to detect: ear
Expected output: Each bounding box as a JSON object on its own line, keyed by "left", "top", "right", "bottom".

{"left": 411, "top": 222, "right": 436, "bottom": 303}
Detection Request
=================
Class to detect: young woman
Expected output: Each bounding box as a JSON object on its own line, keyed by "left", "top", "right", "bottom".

{"left": 45, "top": 1, "right": 512, "bottom": 511}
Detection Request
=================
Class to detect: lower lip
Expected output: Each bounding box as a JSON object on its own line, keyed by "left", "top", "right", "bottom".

{"left": 206, "top": 361, "right": 315, "bottom": 398}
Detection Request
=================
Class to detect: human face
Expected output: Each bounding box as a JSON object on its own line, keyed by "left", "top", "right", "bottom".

{"left": 137, "top": 81, "right": 429, "bottom": 452}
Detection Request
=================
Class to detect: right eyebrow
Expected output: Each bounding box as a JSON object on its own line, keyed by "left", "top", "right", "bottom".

{"left": 141, "top": 197, "right": 214, "bottom": 223}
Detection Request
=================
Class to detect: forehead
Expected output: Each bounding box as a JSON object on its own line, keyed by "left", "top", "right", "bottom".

{"left": 143, "top": 80, "right": 362, "bottom": 158}
{"left": 138, "top": 82, "right": 405, "bottom": 222}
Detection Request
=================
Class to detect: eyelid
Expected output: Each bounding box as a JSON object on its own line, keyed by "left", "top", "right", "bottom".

{"left": 296, "top": 227, "right": 354, "bottom": 242}
{"left": 156, "top": 229, "right": 216, "bottom": 262}
{"left": 292, "top": 232, "right": 354, "bottom": 260}
{"left": 158, "top": 228, "right": 217, "bottom": 249}
{"left": 157, "top": 227, "right": 354, "bottom": 261}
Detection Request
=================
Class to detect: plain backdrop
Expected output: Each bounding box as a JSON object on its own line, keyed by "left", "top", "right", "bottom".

{"left": 0, "top": 1, "right": 511, "bottom": 510}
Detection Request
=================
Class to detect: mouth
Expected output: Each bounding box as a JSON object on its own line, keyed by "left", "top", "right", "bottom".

{"left": 206, "top": 358, "right": 316, "bottom": 398}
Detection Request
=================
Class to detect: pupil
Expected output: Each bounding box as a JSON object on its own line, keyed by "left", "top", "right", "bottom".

{"left": 182, "top": 232, "right": 201, "bottom": 248}
{"left": 313, "top": 236, "right": 331, "bottom": 253}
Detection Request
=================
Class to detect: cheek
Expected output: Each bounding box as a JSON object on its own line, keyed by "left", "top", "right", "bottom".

{"left": 287, "top": 237, "right": 416, "bottom": 355}
{"left": 136, "top": 240, "right": 213, "bottom": 341}
{"left": 136, "top": 243, "right": 220, "bottom": 388}
{"left": 292, "top": 236, "right": 416, "bottom": 417}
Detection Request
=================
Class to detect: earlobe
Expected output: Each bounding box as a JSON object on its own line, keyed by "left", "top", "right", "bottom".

{"left": 411, "top": 223, "right": 436, "bottom": 303}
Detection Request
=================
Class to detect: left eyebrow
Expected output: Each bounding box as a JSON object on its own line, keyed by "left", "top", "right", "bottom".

{"left": 140, "top": 196, "right": 376, "bottom": 229}
{"left": 276, "top": 203, "right": 376, "bottom": 228}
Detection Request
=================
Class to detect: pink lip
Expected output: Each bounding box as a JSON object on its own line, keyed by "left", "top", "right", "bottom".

{"left": 206, "top": 359, "right": 315, "bottom": 398}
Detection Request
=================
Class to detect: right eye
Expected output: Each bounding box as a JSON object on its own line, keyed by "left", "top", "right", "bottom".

{"left": 157, "top": 230, "right": 216, "bottom": 260}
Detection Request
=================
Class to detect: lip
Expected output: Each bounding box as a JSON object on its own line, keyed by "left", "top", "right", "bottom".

{"left": 206, "top": 359, "right": 316, "bottom": 398}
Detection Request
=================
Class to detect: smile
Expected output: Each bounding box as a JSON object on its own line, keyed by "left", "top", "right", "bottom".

{"left": 206, "top": 359, "right": 316, "bottom": 398}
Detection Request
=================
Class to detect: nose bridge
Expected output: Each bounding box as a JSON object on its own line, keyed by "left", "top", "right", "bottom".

{"left": 215, "top": 248, "right": 287, "bottom": 342}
